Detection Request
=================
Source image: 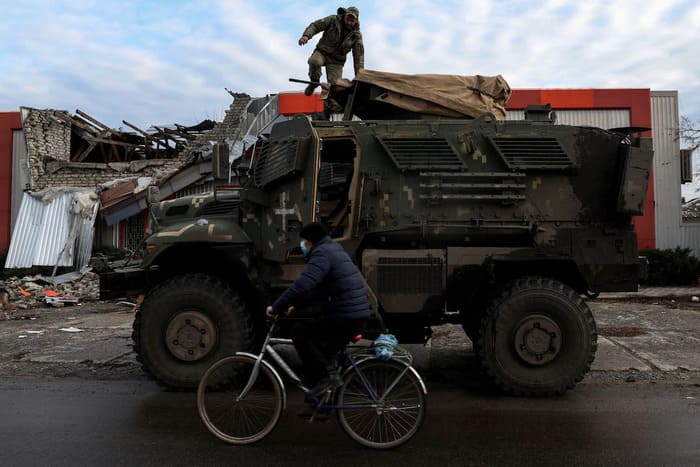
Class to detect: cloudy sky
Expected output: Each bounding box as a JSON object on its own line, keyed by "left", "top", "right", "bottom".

{"left": 1, "top": 0, "right": 698, "bottom": 129}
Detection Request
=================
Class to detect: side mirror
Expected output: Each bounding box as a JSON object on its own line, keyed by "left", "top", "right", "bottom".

{"left": 146, "top": 185, "right": 160, "bottom": 205}
{"left": 212, "top": 143, "right": 230, "bottom": 181}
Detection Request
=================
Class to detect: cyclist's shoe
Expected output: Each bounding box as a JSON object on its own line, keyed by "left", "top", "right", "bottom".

{"left": 297, "top": 405, "right": 330, "bottom": 421}
{"left": 306, "top": 374, "right": 341, "bottom": 398}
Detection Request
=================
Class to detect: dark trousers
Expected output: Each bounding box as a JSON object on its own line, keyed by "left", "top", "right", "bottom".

{"left": 291, "top": 317, "right": 366, "bottom": 385}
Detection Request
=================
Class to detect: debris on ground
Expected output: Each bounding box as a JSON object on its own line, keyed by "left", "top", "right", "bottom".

{"left": 0, "top": 271, "right": 100, "bottom": 311}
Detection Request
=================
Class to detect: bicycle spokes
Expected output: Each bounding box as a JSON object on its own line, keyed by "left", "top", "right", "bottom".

{"left": 197, "top": 355, "right": 283, "bottom": 444}
{"left": 336, "top": 359, "right": 426, "bottom": 448}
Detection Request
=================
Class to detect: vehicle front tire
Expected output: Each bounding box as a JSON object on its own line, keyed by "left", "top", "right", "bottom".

{"left": 133, "top": 273, "right": 254, "bottom": 390}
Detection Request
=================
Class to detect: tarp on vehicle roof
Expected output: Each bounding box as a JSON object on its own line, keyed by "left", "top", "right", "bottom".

{"left": 350, "top": 69, "right": 512, "bottom": 120}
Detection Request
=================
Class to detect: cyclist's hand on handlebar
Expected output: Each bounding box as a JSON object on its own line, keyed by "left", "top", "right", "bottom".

{"left": 265, "top": 305, "right": 294, "bottom": 317}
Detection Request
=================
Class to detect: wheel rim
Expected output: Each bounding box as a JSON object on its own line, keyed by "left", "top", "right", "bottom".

{"left": 198, "top": 356, "right": 282, "bottom": 444}
{"left": 165, "top": 310, "right": 217, "bottom": 361}
{"left": 513, "top": 314, "right": 562, "bottom": 365}
{"left": 337, "top": 361, "right": 425, "bottom": 448}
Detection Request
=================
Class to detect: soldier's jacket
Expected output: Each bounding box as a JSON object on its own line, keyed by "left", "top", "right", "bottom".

{"left": 302, "top": 12, "right": 364, "bottom": 74}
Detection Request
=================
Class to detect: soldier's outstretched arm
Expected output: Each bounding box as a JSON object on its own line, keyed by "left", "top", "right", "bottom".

{"left": 301, "top": 15, "right": 334, "bottom": 43}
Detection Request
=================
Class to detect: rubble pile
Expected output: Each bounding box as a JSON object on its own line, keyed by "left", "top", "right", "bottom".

{"left": 2, "top": 272, "right": 101, "bottom": 310}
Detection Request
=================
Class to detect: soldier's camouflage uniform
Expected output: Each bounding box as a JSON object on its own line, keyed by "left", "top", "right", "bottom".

{"left": 301, "top": 7, "right": 364, "bottom": 86}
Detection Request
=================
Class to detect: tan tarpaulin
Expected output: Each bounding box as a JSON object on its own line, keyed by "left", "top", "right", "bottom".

{"left": 353, "top": 69, "right": 512, "bottom": 120}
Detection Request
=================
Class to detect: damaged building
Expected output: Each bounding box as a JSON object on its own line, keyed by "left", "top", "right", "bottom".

{"left": 1, "top": 91, "right": 300, "bottom": 272}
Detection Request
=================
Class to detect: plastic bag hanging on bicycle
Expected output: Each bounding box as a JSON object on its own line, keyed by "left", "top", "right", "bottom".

{"left": 372, "top": 333, "right": 398, "bottom": 360}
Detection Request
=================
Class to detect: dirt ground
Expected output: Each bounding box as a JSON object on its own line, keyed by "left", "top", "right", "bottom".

{"left": 1, "top": 297, "right": 699, "bottom": 390}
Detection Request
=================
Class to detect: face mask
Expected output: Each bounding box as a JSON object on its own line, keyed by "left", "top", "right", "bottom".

{"left": 300, "top": 240, "right": 310, "bottom": 256}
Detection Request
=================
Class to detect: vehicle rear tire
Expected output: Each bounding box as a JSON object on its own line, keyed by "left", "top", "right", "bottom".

{"left": 337, "top": 359, "right": 426, "bottom": 449}
{"left": 133, "top": 273, "right": 254, "bottom": 390}
{"left": 198, "top": 355, "right": 283, "bottom": 445}
{"left": 477, "top": 277, "right": 597, "bottom": 396}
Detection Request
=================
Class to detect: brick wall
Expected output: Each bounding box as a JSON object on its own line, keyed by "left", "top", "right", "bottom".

{"left": 21, "top": 95, "right": 255, "bottom": 193}
{"left": 21, "top": 107, "right": 190, "bottom": 190}
{"left": 21, "top": 108, "right": 72, "bottom": 185}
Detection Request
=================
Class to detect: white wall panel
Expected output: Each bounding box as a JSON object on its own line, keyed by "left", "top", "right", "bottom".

{"left": 506, "top": 109, "right": 630, "bottom": 128}
{"left": 11, "top": 130, "right": 28, "bottom": 229}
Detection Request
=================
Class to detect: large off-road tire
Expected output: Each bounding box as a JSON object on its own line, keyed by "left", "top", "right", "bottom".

{"left": 477, "top": 277, "right": 597, "bottom": 396}
{"left": 132, "top": 274, "right": 254, "bottom": 390}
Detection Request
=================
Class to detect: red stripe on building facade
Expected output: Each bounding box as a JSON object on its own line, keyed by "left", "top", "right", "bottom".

{"left": 0, "top": 112, "right": 22, "bottom": 252}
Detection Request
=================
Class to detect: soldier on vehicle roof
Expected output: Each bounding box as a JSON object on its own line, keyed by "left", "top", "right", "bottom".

{"left": 298, "top": 6, "right": 364, "bottom": 96}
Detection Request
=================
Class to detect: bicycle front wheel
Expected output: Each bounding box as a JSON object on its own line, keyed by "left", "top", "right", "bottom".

{"left": 336, "top": 359, "right": 426, "bottom": 449}
{"left": 197, "top": 355, "right": 283, "bottom": 445}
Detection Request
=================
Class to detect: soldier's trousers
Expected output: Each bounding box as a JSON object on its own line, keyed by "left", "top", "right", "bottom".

{"left": 308, "top": 50, "right": 344, "bottom": 86}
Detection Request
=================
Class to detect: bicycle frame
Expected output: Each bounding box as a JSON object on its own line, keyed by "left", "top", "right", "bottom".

{"left": 235, "top": 316, "right": 427, "bottom": 412}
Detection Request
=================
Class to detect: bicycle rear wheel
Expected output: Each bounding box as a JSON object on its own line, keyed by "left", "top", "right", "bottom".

{"left": 336, "top": 359, "right": 426, "bottom": 449}
{"left": 197, "top": 355, "right": 283, "bottom": 445}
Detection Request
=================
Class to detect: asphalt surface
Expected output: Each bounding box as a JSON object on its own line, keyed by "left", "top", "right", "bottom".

{"left": 0, "top": 379, "right": 697, "bottom": 466}
{"left": 1, "top": 288, "right": 699, "bottom": 466}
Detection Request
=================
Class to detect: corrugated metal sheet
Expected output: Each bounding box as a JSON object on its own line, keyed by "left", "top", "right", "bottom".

{"left": 75, "top": 202, "right": 100, "bottom": 270}
{"left": 651, "top": 91, "right": 700, "bottom": 257}
{"left": 651, "top": 91, "right": 683, "bottom": 251}
{"left": 506, "top": 109, "right": 630, "bottom": 128}
{"left": 6, "top": 193, "right": 72, "bottom": 267}
{"left": 5, "top": 191, "right": 98, "bottom": 268}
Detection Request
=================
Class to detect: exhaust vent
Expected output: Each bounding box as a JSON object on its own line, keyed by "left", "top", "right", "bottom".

{"left": 379, "top": 137, "right": 464, "bottom": 170}
{"left": 488, "top": 136, "right": 572, "bottom": 170}
{"left": 253, "top": 137, "right": 309, "bottom": 187}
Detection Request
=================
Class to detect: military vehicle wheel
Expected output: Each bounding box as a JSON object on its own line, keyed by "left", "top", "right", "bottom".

{"left": 133, "top": 274, "right": 254, "bottom": 390}
{"left": 477, "top": 277, "right": 597, "bottom": 396}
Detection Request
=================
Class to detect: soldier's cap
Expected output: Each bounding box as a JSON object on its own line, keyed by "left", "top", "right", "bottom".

{"left": 345, "top": 6, "right": 359, "bottom": 18}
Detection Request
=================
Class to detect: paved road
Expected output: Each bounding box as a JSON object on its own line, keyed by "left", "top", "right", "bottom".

{"left": 0, "top": 379, "right": 697, "bottom": 467}
{"left": 1, "top": 296, "right": 699, "bottom": 465}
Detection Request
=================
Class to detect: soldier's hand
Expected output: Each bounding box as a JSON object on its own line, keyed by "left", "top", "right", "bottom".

{"left": 298, "top": 35, "right": 309, "bottom": 45}
{"left": 286, "top": 306, "right": 295, "bottom": 316}
{"left": 265, "top": 305, "right": 274, "bottom": 317}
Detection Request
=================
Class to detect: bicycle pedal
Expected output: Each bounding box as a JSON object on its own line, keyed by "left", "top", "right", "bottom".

{"left": 309, "top": 412, "right": 330, "bottom": 422}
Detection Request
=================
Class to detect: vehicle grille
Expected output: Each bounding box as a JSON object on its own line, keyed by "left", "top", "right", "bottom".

{"left": 198, "top": 200, "right": 240, "bottom": 216}
{"left": 253, "top": 137, "right": 308, "bottom": 187}
{"left": 377, "top": 257, "right": 443, "bottom": 294}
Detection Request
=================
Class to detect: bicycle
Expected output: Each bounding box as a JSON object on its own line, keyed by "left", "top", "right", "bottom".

{"left": 197, "top": 314, "right": 427, "bottom": 449}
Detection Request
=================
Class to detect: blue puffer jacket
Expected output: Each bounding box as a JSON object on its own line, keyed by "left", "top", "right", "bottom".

{"left": 272, "top": 236, "right": 370, "bottom": 319}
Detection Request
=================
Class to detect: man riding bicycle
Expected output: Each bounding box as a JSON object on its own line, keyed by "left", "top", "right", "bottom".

{"left": 266, "top": 222, "right": 370, "bottom": 399}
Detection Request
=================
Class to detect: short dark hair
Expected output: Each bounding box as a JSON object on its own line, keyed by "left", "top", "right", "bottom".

{"left": 300, "top": 222, "right": 328, "bottom": 243}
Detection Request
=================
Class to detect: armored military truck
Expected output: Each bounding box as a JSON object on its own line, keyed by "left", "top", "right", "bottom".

{"left": 100, "top": 70, "right": 653, "bottom": 395}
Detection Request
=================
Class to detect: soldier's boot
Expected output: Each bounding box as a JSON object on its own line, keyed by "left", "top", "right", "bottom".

{"left": 304, "top": 83, "right": 318, "bottom": 96}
